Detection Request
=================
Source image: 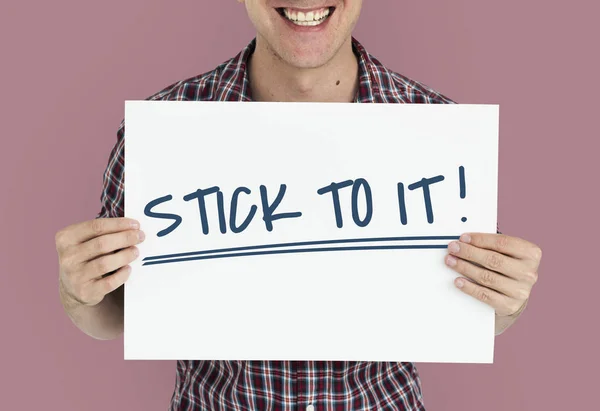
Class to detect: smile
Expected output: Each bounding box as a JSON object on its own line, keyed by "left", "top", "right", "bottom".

{"left": 276, "top": 7, "right": 334, "bottom": 26}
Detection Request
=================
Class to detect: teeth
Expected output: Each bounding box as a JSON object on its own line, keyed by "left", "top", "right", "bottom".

{"left": 283, "top": 7, "right": 330, "bottom": 25}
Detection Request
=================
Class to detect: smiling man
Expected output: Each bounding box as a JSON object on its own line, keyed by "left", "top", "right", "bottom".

{"left": 56, "top": 1, "right": 542, "bottom": 410}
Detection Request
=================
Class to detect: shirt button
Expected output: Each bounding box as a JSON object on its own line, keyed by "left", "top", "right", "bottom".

{"left": 306, "top": 405, "right": 315, "bottom": 411}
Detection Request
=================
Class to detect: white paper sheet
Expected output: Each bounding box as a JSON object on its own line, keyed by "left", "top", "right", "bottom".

{"left": 124, "top": 101, "right": 498, "bottom": 363}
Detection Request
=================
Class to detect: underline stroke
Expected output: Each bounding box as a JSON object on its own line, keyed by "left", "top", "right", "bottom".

{"left": 142, "top": 235, "right": 458, "bottom": 266}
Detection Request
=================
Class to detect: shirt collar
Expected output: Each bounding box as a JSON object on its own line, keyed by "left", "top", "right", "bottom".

{"left": 215, "top": 37, "right": 384, "bottom": 103}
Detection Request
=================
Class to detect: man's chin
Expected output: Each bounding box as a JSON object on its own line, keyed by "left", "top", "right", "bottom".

{"left": 278, "top": 45, "right": 334, "bottom": 69}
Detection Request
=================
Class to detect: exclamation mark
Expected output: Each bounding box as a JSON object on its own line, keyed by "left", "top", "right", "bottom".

{"left": 459, "top": 166, "right": 467, "bottom": 222}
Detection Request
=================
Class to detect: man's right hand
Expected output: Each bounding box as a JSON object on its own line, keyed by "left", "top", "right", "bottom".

{"left": 56, "top": 218, "right": 145, "bottom": 307}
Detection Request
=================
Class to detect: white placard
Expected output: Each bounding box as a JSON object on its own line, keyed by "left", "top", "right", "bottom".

{"left": 124, "top": 101, "right": 499, "bottom": 363}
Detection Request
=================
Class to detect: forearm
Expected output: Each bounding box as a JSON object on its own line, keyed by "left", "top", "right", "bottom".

{"left": 495, "top": 299, "right": 528, "bottom": 336}
{"left": 59, "top": 279, "right": 124, "bottom": 340}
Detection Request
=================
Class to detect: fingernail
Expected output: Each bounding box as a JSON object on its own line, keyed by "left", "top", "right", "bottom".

{"left": 460, "top": 234, "right": 471, "bottom": 243}
{"left": 133, "top": 247, "right": 139, "bottom": 257}
{"left": 130, "top": 220, "right": 140, "bottom": 229}
{"left": 446, "top": 255, "right": 457, "bottom": 266}
{"left": 455, "top": 278, "right": 465, "bottom": 288}
{"left": 448, "top": 242, "right": 460, "bottom": 253}
{"left": 138, "top": 231, "right": 145, "bottom": 241}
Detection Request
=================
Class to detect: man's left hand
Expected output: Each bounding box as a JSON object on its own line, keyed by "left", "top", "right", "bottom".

{"left": 444, "top": 233, "right": 541, "bottom": 317}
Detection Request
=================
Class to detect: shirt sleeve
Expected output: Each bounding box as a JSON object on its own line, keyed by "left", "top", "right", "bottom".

{"left": 97, "top": 119, "right": 125, "bottom": 219}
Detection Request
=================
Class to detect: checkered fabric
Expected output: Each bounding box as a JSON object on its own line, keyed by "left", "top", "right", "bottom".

{"left": 98, "top": 37, "right": 482, "bottom": 411}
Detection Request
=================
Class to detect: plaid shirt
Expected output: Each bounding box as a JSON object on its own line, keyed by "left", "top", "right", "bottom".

{"left": 98, "top": 37, "right": 457, "bottom": 411}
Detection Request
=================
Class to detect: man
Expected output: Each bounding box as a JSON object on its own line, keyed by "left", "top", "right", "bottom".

{"left": 56, "top": 1, "right": 542, "bottom": 410}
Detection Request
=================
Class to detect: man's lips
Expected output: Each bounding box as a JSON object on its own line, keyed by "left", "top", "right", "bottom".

{"left": 275, "top": 6, "right": 335, "bottom": 23}
{"left": 276, "top": 5, "right": 335, "bottom": 12}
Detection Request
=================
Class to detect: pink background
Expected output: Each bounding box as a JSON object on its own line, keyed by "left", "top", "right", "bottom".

{"left": 1, "top": 0, "right": 598, "bottom": 409}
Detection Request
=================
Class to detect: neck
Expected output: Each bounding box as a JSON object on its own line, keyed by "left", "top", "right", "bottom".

{"left": 248, "top": 36, "right": 359, "bottom": 103}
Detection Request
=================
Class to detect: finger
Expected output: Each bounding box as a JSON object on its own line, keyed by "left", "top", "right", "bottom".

{"left": 454, "top": 277, "right": 522, "bottom": 316}
{"left": 76, "top": 229, "right": 145, "bottom": 263}
{"left": 459, "top": 232, "right": 542, "bottom": 261}
{"left": 55, "top": 218, "right": 140, "bottom": 250}
{"left": 445, "top": 254, "right": 528, "bottom": 300}
{"left": 83, "top": 246, "right": 139, "bottom": 281}
{"left": 447, "top": 241, "right": 529, "bottom": 281}
{"left": 95, "top": 265, "right": 132, "bottom": 298}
